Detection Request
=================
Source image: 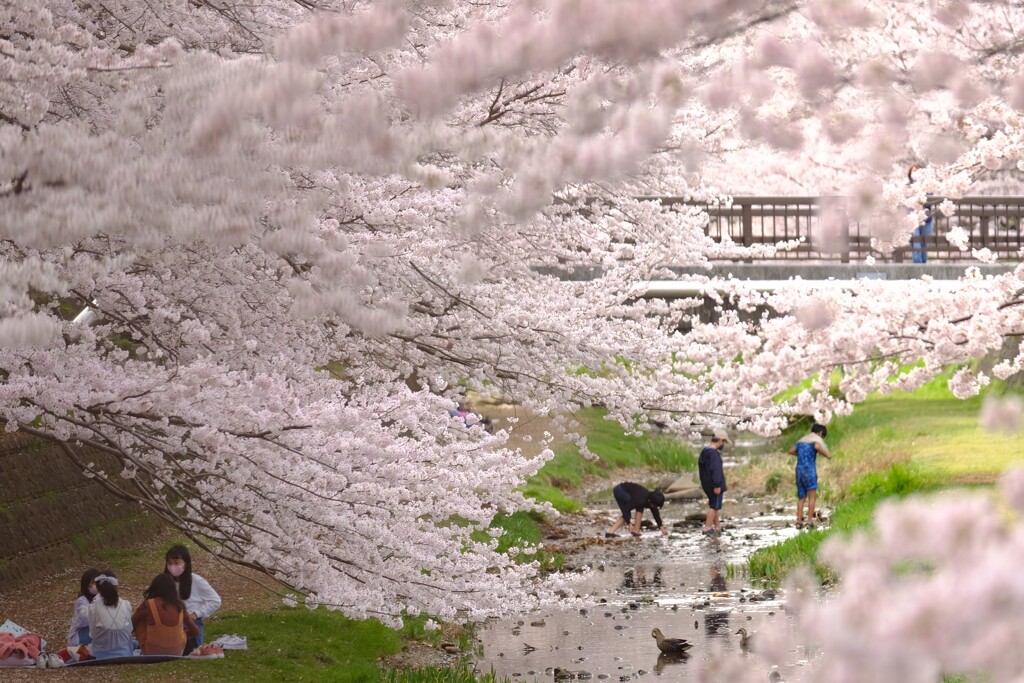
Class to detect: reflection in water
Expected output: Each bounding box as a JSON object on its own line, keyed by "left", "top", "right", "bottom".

{"left": 709, "top": 563, "right": 727, "bottom": 592}
{"left": 654, "top": 651, "right": 690, "bottom": 674}
{"left": 475, "top": 499, "right": 809, "bottom": 682}
{"left": 704, "top": 608, "right": 730, "bottom": 635}
{"left": 622, "top": 565, "right": 664, "bottom": 591}
{"left": 705, "top": 563, "right": 730, "bottom": 635}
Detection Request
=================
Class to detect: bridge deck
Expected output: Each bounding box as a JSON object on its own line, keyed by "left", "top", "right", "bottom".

{"left": 637, "top": 196, "right": 1024, "bottom": 263}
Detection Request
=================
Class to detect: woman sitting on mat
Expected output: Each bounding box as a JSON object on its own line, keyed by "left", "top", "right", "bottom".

{"left": 86, "top": 571, "right": 133, "bottom": 659}
{"left": 132, "top": 573, "right": 200, "bottom": 656}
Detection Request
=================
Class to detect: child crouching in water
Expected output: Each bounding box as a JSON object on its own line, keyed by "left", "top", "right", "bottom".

{"left": 132, "top": 573, "right": 199, "bottom": 655}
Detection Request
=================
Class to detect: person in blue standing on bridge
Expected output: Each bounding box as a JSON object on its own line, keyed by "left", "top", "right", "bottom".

{"left": 788, "top": 423, "right": 832, "bottom": 529}
{"left": 908, "top": 163, "right": 934, "bottom": 263}
{"left": 698, "top": 429, "right": 729, "bottom": 536}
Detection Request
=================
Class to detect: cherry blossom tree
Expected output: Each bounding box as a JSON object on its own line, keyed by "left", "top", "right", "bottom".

{"left": 2, "top": 0, "right": 1023, "bottom": 631}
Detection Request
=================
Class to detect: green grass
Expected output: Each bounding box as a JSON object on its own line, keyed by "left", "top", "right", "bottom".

{"left": 521, "top": 408, "right": 696, "bottom": 513}
{"left": 824, "top": 395, "right": 1020, "bottom": 484}
{"left": 207, "top": 608, "right": 401, "bottom": 681}
{"left": 380, "top": 665, "right": 505, "bottom": 683}
{"left": 119, "top": 608, "right": 497, "bottom": 683}
{"left": 479, "top": 511, "right": 563, "bottom": 571}
{"left": 749, "top": 370, "right": 1024, "bottom": 585}
{"left": 500, "top": 409, "right": 695, "bottom": 566}
{"left": 749, "top": 462, "right": 938, "bottom": 584}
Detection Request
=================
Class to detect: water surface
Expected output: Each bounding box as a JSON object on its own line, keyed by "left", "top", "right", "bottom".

{"left": 473, "top": 499, "right": 816, "bottom": 681}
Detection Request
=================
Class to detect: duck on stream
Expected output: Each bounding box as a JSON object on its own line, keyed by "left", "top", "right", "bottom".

{"left": 651, "top": 627, "right": 693, "bottom": 654}
{"left": 736, "top": 627, "right": 755, "bottom": 651}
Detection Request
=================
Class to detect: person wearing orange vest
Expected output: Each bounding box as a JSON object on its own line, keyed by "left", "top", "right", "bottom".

{"left": 132, "top": 573, "right": 200, "bottom": 656}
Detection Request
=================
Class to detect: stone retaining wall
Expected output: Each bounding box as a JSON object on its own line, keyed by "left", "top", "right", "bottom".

{"left": 0, "top": 433, "right": 160, "bottom": 591}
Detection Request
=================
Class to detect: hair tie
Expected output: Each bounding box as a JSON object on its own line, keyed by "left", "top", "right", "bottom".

{"left": 95, "top": 575, "right": 119, "bottom": 586}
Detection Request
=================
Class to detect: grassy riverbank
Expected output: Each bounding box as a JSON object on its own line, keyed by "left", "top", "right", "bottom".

{"left": 7, "top": 407, "right": 693, "bottom": 683}
{"left": 748, "top": 380, "right": 1022, "bottom": 584}
{"left": 129, "top": 608, "right": 492, "bottom": 683}
{"left": 29, "top": 385, "right": 1015, "bottom": 679}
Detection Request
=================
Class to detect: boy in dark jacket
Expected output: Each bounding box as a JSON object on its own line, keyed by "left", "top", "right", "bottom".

{"left": 698, "top": 429, "right": 729, "bottom": 535}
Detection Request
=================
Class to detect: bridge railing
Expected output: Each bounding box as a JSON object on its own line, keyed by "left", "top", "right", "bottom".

{"left": 637, "top": 196, "right": 1024, "bottom": 262}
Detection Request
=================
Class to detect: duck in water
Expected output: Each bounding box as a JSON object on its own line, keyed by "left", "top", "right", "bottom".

{"left": 736, "top": 627, "right": 755, "bottom": 651}
{"left": 651, "top": 627, "right": 693, "bottom": 654}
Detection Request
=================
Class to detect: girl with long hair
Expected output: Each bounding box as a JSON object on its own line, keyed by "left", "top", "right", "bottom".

{"left": 164, "top": 545, "right": 221, "bottom": 655}
{"left": 132, "top": 573, "right": 199, "bottom": 655}
{"left": 66, "top": 568, "right": 99, "bottom": 648}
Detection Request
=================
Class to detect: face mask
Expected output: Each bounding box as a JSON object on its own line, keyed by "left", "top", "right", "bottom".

{"left": 88, "top": 586, "right": 98, "bottom": 595}
{"left": 167, "top": 564, "right": 185, "bottom": 578}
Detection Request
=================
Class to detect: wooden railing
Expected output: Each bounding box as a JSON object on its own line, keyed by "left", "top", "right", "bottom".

{"left": 637, "top": 196, "right": 1024, "bottom": 262}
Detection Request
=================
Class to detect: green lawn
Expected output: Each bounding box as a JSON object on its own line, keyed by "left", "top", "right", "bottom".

{"left": 826, "top": 395, "right": 1021, "bottom": 485}
{"left": 116, "top": 609, "right": 491, "bottom": 683}
{"left": 749, "top": 377, "right": 1024, "bottom": 584}
{"left": 520, "top": 407, "right": 696, "bottom": 512}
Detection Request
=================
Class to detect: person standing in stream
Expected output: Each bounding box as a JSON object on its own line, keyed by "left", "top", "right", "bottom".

{"left": 788, "top": 423, "right": 833, "bottom": 529}
{"left": 698, "top": 429, "right": 729, "bottom": 536}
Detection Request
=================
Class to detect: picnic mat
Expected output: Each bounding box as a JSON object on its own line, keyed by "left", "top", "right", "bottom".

{"left": 66, "top": 655, "right": 186, "bottom": 666}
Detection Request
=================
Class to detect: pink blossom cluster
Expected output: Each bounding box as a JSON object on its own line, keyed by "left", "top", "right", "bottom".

{"left": 795, "top": 469, "right": 1024, "bottom": 683}
{"left": 0, "top": 0, "right": 1022, "bottom": 624}
{"left": 694, "top": 471, "right": 1024, "bottom": 683}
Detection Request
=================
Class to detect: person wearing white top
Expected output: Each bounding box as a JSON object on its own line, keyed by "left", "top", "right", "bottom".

{"left": 67, "top": 568, "right": 100, "bottom": 647}
{"left": 86, "top": 573, "right": 133, "bottom": 659}
{"left": 165, "top": 545, "right": 222, "bottom": 654}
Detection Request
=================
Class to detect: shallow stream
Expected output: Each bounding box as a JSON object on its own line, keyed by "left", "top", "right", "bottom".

{"left": 472, "top": 498, "right": 818, "bottom": 682}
